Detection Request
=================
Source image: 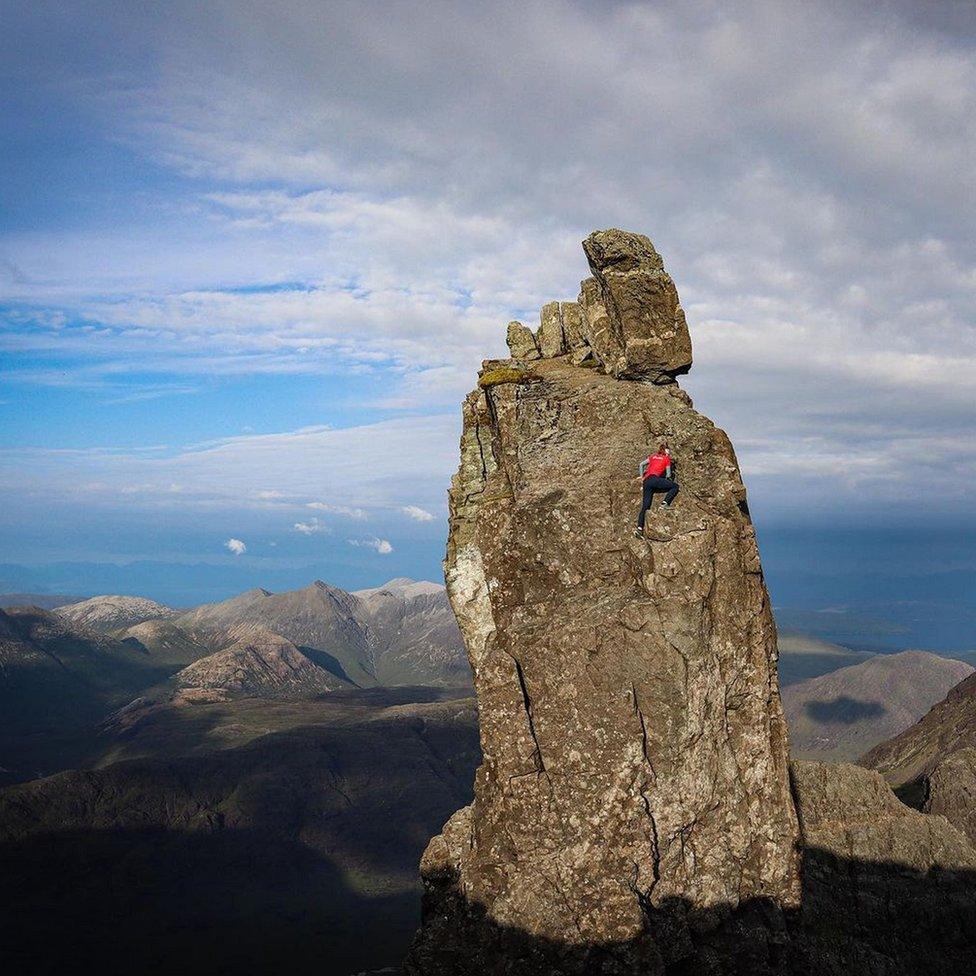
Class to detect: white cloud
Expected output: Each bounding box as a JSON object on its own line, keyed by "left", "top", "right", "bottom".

{"left": 307, "top": 501, "right": 368, "bottom": 520}
{"left": 0, "top": 416, "right": 458, "bottom": 513}
{"left": 401, "top": 504, "right": 435, "bottom": 522}
{"left": 293, "top": 517, "right": 329, "bottom": 535}
{"left": 1, "top": 0, "right": 975, "bottom": 521}
{"left": 225, "top": 538, "right": 246, "bottom": 555}
{"left": 348, "top": 536, "right": 394, "bottom": 555}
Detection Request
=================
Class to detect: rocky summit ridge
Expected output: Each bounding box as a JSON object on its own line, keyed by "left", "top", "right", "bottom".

{"left": 405, "top": 230, "right": 976, "bottom": 975}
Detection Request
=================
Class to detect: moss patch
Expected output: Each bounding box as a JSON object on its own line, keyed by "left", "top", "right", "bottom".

{"left": 478, "top": 367, "right": 537, "bottom": 389}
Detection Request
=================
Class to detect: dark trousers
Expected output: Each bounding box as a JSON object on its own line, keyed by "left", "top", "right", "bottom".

{"left": 638, "top": 476, "right": 679, "bottom": 528}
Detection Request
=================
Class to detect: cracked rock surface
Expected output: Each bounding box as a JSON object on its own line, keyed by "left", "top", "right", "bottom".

{"left": 429, "top": 356, "right": 799, "bottom": 943}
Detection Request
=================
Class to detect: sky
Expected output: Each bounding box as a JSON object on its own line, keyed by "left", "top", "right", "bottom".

{"left": 1, "top": 1, "right": 974, "bottom": 643}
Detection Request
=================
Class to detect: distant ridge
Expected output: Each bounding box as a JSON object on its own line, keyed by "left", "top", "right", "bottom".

{"left": 172, "top": 578, "right": 467, "bottom": 689}
{"left": 863, "top": 669, "right": 976, "bottom": 844}
{"left": 354, "top": 577, "right": 445, "bottom": 599}
{"left": 783, "top": 650, "right": 973, "bottom": 761}
{"left": 56, "top": 595, "right": 174, "bottom": 633}
{"left": 0, "top": 593, "right": 87, "bottom": 611}
{"left": 174, "top": 625, "right": 351, "bottom": 700}
{"left": 0, "top": 576, "right": 469, "bottom": 782}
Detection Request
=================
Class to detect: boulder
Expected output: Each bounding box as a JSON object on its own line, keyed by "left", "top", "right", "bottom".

{"left": 580, "top": 228, "right": 692, "bottom": 382}
{"left": 536, "top": 302, "right": 568, "bottom": 357}
{"left": 506, "top": 321, "right": 540, "bottom": 361}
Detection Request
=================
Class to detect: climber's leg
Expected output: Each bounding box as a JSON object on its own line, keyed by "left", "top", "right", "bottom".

{"left": 663, "top": 480, "right": 679, "bottom": 506}
{"left": 636, "top": 479, "right": 656, "bottom": 532}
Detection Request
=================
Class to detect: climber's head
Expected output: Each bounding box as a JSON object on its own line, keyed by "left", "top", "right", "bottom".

{"left": 658, "top": 442, "right": 669, "bottom": 455}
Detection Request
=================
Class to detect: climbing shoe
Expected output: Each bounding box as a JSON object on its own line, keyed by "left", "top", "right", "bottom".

{"left": 633, "top": 527, "right": 644, "bottom": 539}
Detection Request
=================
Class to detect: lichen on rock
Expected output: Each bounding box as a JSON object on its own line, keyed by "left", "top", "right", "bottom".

{"left": 478, "top": 365, "right": 539, "bottom": 389}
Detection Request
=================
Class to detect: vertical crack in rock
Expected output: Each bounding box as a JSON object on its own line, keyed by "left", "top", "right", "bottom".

{"left": 513, "top": 656, "right": 546, "bottom": 775}
{"left": 631, "top": 682, "right": 662, "bottom": 903}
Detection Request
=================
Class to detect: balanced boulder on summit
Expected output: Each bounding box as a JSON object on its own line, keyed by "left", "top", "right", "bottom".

{"left": 505, "top": 229, "right": 692, "bottom": 383}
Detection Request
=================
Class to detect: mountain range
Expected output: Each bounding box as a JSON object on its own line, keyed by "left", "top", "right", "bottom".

{"left": 0, "top": 577, "right": 469, "bottom": 783}
{"left": 3, "top": 563, "right": 974, "bottom": 974}
{"left": 0, "top": 576, "right": 478, "bottom": 973}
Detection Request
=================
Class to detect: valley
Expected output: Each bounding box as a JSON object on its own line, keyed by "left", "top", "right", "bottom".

{"left": 1, "top": 570, "right": 972, "bottom": 975}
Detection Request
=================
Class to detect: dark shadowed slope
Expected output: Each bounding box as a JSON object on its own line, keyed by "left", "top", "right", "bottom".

{"left": 116, "top": 617, "right": 214, "bottom": 669}
{"left": 0, "top": 697, "right": 480, "bottom": 976}
{"left": 783, "top": 650, "right": 973, "bottom": 761}
{"left": 863, "top": 669, "right": 976, "bottom": 844}
{"left": 0, "top": 606, "right": 200, "bottom": 780}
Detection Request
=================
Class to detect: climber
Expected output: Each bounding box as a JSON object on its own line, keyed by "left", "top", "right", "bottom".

{"left": 634, "top": 443, "right": 679, "bottom": 538}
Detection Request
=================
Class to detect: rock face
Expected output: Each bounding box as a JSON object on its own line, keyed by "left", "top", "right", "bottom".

{"left": 409, "top": 230, "right": 799, "bottom": 973}
{"left": 407, "top": 230, "right": 976, "bottom": 975}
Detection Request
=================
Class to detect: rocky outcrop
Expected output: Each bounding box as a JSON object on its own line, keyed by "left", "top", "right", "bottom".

{"left": 790, "top": 760, "right": 976, "bottom": 973}
{"left": 408, "top": 230, "right": 799, "bottom": 973}
{"left": 505, "top": 229, "right": 692, "bottom": 382}
{"left": 407, "top": 230, "right": 976, "bottom": 975}
{"left": 863, "top": 670, "right": 976, "bottom": 845}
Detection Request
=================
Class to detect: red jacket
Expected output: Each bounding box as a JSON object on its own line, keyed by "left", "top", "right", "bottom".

{"left": 641, "top": 452, "right": 672, "bottom": 479}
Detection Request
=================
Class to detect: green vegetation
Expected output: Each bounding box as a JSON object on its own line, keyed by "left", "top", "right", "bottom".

{"left": 478, "top": 366, "right": 537, "bottom": 388}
